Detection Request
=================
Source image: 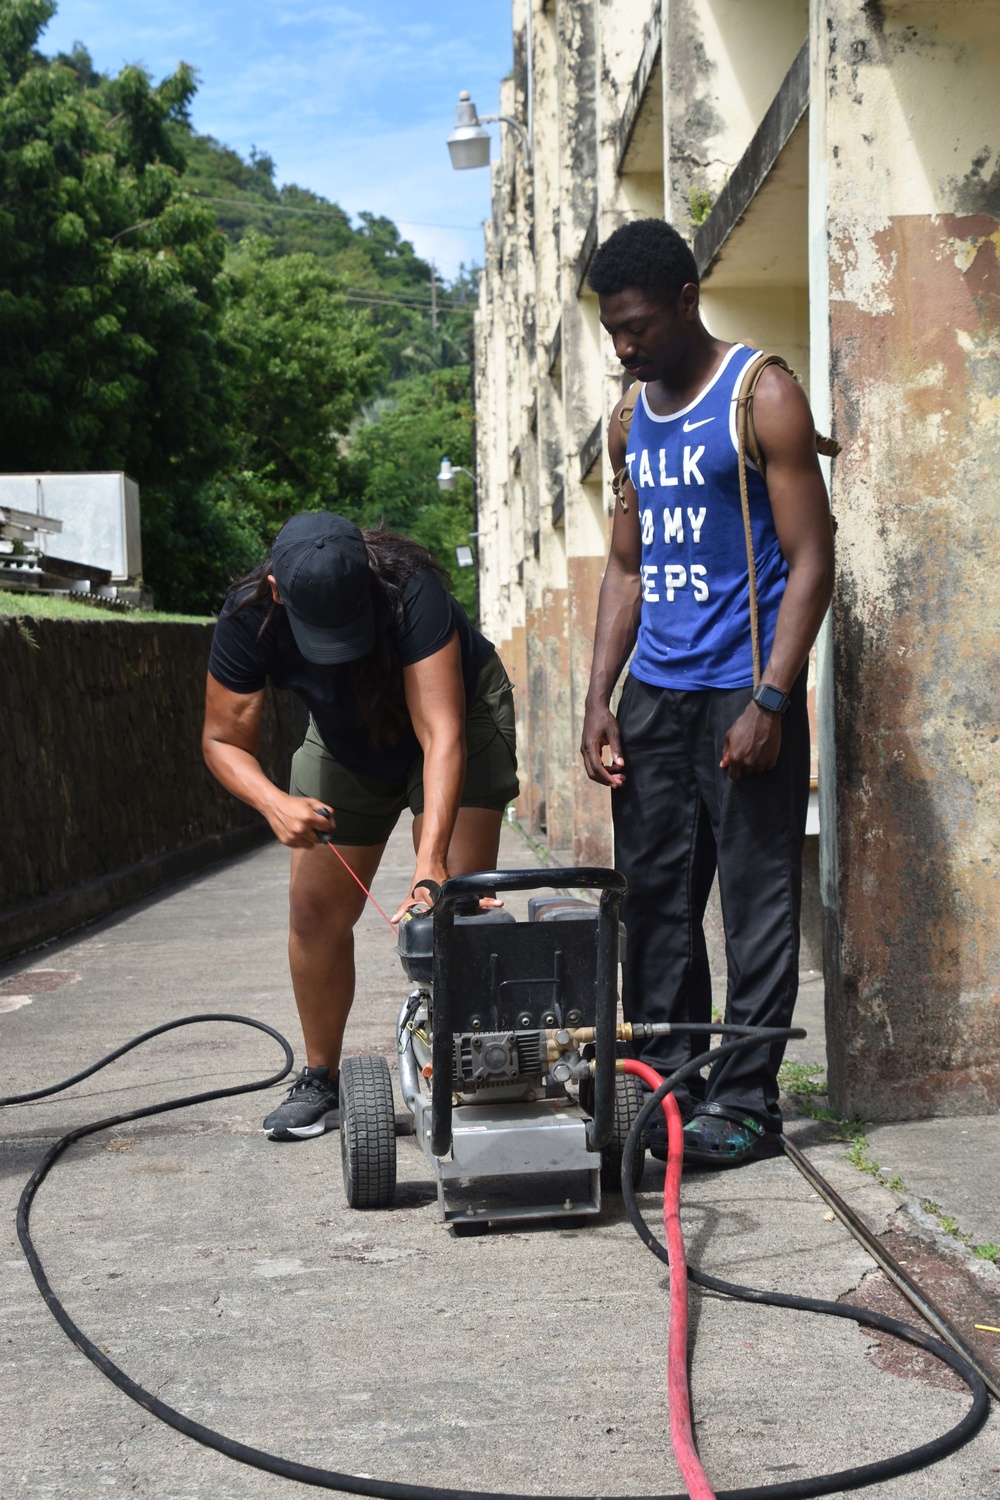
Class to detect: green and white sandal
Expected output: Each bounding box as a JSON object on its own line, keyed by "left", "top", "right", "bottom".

{"left": 682, "top": 1107, "right": 772, "bottom": 1168}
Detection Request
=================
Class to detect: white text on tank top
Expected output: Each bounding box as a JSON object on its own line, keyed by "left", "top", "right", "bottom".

{"left": 626, "top": 344, "right": 787, "bottom": 691}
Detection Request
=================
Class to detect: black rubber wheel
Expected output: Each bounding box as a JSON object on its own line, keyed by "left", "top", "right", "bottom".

{"left": 340, "top": 1054, "right": 397, "bottom": 1209}
{"left": 600, "top": 1073, "right": 646, "bottom": 1192}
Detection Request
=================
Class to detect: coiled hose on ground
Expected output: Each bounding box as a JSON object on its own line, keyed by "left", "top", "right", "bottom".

{"left": 1, "top": 1015, "right": 991, "bottom": 1500}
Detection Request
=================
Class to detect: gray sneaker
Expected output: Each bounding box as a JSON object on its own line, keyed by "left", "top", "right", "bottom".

{"left": 263, "top": 1066, "right": 340, "bottom": 1141}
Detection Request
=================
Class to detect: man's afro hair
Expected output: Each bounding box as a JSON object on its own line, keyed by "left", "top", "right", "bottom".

{"left": 588, "top": 219, "right": 698, "bottom": 303}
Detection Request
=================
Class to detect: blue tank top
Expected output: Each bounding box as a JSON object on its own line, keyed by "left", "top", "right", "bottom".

{"left": 627, "top": 344, "right": 787, "bottom": 691}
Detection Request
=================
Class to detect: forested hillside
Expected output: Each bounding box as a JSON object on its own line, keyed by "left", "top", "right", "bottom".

{"left": 0, "top": 4, "right": 479, "bottom": 615}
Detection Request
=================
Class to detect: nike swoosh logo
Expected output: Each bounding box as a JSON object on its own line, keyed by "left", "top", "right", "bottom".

{"left": 682, "top": 417, "right": 715, "bottom": 431}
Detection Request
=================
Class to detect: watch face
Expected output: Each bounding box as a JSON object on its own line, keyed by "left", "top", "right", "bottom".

{"left": 755, "top": 684, "right": 786, "bottom": 712}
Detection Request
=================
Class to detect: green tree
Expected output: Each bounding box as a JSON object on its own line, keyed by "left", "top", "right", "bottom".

{"left": 219, "top": 233, "right": 385, "bottom": 539}
{"left": 0, "top": 4, "right": 478, "bottom": 615}
{"left": 145, "top": 237, "right": 388, "bottom": 615}
{"left": 179, "top": 131, "right": 476, "bottom": 380}
{"left": 347, "top": 367, "right": 478, "bottom": 618}
{"left": 0, "top": 2, "right": 228, "bottom": 485}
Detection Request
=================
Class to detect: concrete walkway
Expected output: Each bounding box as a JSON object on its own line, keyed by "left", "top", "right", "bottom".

{"left": 1, "top": 821, "right": 998, "bottom": 1499}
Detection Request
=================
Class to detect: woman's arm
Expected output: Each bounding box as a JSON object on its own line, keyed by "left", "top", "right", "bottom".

{"left": 202, "top": 674, "right": 333, "bottom": 847}
{"left": 394, "top": 632, "right": 467, "bottom": 921}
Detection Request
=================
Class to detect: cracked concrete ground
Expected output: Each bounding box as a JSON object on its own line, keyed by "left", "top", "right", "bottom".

{"left": 1, "top": 821, "right": 998, "bottom": 1499}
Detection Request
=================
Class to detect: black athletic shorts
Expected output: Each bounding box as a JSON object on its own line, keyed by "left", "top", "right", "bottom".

{"left": 288, "top": 652, "right": 519, "bottom": 845}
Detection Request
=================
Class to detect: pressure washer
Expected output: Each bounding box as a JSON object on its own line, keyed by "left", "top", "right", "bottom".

{"left": 342, "top": 866, "right": 642, "bottom": 1226}
{"left": 2, "top": 864, "right": 997, "bottom": 1499}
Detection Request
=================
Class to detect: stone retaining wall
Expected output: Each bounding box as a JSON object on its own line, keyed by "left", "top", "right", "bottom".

{"left": 0, "top": 617, "right": 306, "bottom": 960}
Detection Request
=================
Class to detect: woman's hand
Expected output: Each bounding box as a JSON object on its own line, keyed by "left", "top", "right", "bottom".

{"left": 391, "top": 875, "right": 506, "bottom": 926}
{"left": 391, "top": 869, "right": 447, "bottom": 926}
{"left": 203, "top": 678, "right": 335, "bottom": 847}
{"left": 265, "top": 794, "right": 336, "bottom": 848}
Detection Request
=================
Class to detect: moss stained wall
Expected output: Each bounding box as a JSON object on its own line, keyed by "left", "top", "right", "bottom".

{"left": 0, "top": 618, "right": 306, "bottom": 959}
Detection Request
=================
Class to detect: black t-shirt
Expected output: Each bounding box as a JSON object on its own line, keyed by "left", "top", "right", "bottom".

{"left": 208, "top": 567, "right": 495, "bottom": 782}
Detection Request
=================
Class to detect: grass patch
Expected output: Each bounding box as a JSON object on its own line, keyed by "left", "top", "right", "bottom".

{"left": 13, "top": 617, "right": 39, "bottom": 649}
{"left": 0, "top": 588, "right": 212, "bottom": 624}
{"left": 918, "top": 1201, "right": 999, "bottom": 1261}
{"left": 778, "top": 1060, "right": 827, "bottom": 1096}
{"left": 778, "top": 1061, "right": 903, "bottom": 1183}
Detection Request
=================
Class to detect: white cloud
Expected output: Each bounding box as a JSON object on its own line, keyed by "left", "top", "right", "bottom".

{"left": 42, "top": 0, "right": 511, "bottom": 274}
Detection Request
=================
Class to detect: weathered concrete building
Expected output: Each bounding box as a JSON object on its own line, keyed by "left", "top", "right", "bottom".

{"left": 472, "top": 0, "right": 1000, "bottom": 1118}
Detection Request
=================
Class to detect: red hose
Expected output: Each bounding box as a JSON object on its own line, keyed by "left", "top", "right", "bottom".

{"left": 622, "top": 1060, "right": 716, "bottom": 1500}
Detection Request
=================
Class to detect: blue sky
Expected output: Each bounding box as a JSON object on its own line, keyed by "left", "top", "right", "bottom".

{"left": 40, "top": 1, "right": 514, "bottom": 279}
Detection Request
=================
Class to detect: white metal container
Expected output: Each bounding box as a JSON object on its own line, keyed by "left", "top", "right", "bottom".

{"left": 0, "top": 473, "right": 141, "bottom": 581}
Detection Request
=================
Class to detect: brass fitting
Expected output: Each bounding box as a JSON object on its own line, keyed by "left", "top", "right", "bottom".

{"left": 545, "top": 1026, "right": 595, "bottom": 1062}
{"left": 546, "top": 1023, "right": 635, "bottom": 1063}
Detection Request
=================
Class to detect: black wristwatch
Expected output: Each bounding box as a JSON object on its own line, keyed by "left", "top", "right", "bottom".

{"left": 751, "top": 682, "right": 791, "bottom": 716}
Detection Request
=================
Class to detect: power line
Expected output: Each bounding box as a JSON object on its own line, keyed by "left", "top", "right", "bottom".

{"left": 342, "top": 291, "right": 474, "bottom": 315}
{"left": 343, "top": 285, "right": 473, "bottom": 310}
{"left": 188, "top": 192, "right": 480, "bottom": 233}
{"left": 181, "top": 191, "right": 479, "bottom": 315}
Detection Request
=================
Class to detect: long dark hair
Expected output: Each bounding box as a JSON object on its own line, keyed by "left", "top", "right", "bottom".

{"left": 224, "top": 521, "right": 451, "bottom": 745}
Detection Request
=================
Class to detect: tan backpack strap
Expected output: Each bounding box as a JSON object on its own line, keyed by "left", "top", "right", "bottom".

{"left": 735, "top": 354, "right": 792, "bottom": 474}
{"left": 734, "top": 352, "right": 842, "bottom": 684}
{"left": 734, "top": 359, "right": 768, "bottom": 687}
{"left": 736, "top": 353, "right": 842, "bottom": 470}
{"left": 611, "top": 381, "right": 643, "bottom": 514}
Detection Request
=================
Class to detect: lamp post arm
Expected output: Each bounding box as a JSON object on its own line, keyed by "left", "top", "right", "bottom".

{"left": 479, "top": 113, "right": 532, "bottom": 171}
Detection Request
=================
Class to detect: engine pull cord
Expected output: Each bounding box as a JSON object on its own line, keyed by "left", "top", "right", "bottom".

{"left": 316, "top": 817, "right": 398, "bottom": 935}
{"left": 623, "top": 1058, "right": 716, "bottom": 1500}
{"left": 316, "top": 817, "right": 447, "bottom": 937}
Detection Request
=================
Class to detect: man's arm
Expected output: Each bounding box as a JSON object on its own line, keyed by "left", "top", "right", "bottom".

{"left": 720, "top": 366, "right": 835, "bottom": 780}
{"left": 580, "top": 398, "right": 643, "bottom": 788}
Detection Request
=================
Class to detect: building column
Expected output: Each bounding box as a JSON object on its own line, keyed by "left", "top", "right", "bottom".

{"left": 819, "top": 0, "right": 1000, "bottom": 1117}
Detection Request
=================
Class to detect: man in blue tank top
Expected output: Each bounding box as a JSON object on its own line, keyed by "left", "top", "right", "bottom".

{"left": 581, "top": 219, "right": 834, "bottom": 1167}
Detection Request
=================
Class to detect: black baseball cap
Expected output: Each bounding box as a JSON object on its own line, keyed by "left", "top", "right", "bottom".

{"left": 271, "top": 512, "right": 375, "bottom": 664}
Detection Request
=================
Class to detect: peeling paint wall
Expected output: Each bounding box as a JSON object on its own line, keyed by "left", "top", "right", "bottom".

{"left": 475, "top": 0, "right": 665, "bottom": 864}
{"left": 821, "top": 0, "right": 1000, "bottom": 1117}
{"left": 474, "top": 0, "right": 1000, "bottom": 1116}
{"left": 666, "top": 0, "right": 807, "bottom": 223}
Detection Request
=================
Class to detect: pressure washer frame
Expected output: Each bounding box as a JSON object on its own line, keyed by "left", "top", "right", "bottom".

{"left": 382, "top": 866, "right": 630, "bottom": 1227}
{"left": 428, "top": 867, "right": 625, "bottom": 1154}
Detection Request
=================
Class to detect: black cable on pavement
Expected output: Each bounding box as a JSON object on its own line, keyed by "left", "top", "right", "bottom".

{"left": 621, "top": 1039, "right": 992, "bottom": 1499}
{"left": 2, "top": 1017, "right": 991, "bottom": 1500}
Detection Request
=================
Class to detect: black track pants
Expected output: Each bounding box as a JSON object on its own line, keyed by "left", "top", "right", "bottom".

{"left": 611, "top": 671, "right": 810, "bottom": 1131}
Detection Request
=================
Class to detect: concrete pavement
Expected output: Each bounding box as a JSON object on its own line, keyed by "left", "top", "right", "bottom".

{"left": 1, "top": 820, "right": 998, "bottom": 1499}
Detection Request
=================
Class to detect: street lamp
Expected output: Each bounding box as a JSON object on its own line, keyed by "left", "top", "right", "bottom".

{"left": 436, "top": 458, "right": 480, "bottom": 603}
{"left": 447, "top": 92, "right": 532, "bottom": 172}
{"left": 436, "top": 456, "right": 474, "bottom": 493}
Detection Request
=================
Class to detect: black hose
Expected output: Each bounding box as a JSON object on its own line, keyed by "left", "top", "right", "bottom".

{"left": 0, "top": 1012, "right": 294, "bottom": 1107}
{"left": 3, "top": 1018, "right": 991, "bottom": 1500}
{"left": 620, "top": 1037, "right": 991, "bottom": 1499}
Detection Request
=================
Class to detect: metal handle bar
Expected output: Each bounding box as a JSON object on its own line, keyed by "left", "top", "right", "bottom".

{"left": 431, "top": 867, "right": 627, "bottom": 914}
